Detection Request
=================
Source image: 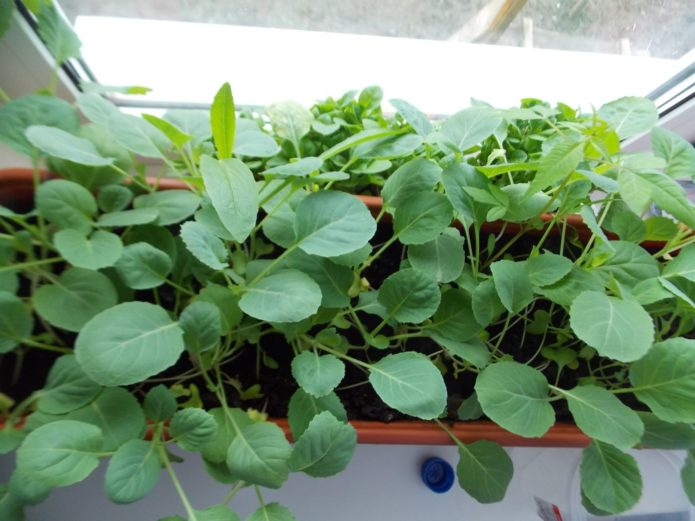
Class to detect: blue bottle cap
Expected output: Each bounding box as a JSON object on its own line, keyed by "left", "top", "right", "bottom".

{"left": 421, "top": 457, "right": 454, "bottom": 493}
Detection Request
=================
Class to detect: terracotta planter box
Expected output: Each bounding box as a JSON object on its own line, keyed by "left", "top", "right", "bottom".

{"left": 0, "top": 167, "right": 592, "bottom": 448}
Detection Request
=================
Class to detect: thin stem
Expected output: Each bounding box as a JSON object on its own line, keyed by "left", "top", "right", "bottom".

{"left": 0, "top": 257, "right": 63, "bottom": 273}
{"left": 159, "top": 445, "right": 199, "bottom": 521}
{"left": 254, "top": 485, "right": 265, "bottom": 507}
{"left": 22, "top": 338, "right": 72, "bottom": 354}
{"left": 223, "top": 481, "right": 245, "bottom": 504}
{"left": 247, "top": 244, "right": 299, "bottom": 286}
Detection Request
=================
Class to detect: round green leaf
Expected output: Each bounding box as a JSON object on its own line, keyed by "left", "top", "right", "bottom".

{"left": 294, "top": 191, "right": 376, "bottom": 257}
{"left": 393, "top": 191, "right": 453, "bottom": 245}
{"left": 75, "top": 302, "right": 185, "bottom": 386}
{"left": 115, "top": 242, "right": 173, "bottom": 289}
{"left": 25, "top": 125, "right": 114, "bottom": 166}
{"left": 180, "top": 221, "right": 228, "bottom": 270}
{"left": 133, "top": 190, "right": 201, "bottom": 226}
{"left": 431, "top": 334, "right": 490, "bottom": 369}
{"left": 283, "top": 251, "right": 353, "bottom": 309}
{"left": 471, "top": 279, "right": 505, "bottom": 327}
{"left": 490, "top": 260, "right": 533, "bottom": 314}
{"left": 681, "top": 452, "right": 695, "bottom": 505}
{"left": 98, "top": 185, "right": 133, "bottom": 213}
{"left": 54, "top": 229, "right": 123, "bottom": 270}
{"left": 0, "top": 291, "right": 33, "bottom": 353}
{"left": 180, "top": 301, "right": 222, "bottom": 353}
{"left": 580, "top": 440, "right": 642, "bottom": 514}
{"left": 559, "top": 385, "right": 643, "bottom": 451}
{"left": 475, "top": 361, "right": 555, "bottom": 437}
{"left": 382, "top": 158, "right": 441, "bottom": 208}
{"left": 247, "top": 503, "right": 295, "bottom": 521}
{"left": 0, "top": 95, "right": 79, "bottom": 156}
{"left": 368, "top": 352, "right": 446, "bottom": 420}
{"left": 8, "top": 468, "right": 52, "bottom": 505}
{"left": 201, "top": 408, "right": 252, "bottom": 464}
{"left": 33, "top": 268, "right": 117, "bottom": 332}
{"left": 143, "top": 385, "right": 178, "bottom": 423}
{"left": 570, "top": 291, "right": 654, "bottom": 362}
{"left": 438, "top": 107, "right": 502, "bottom": 154}
{"left": 291, "top": 352, "right": 345, "bottom": 397}
{"left": 169, "top": 408, "right": 218, "bottom": 451}
{"left": 427, "top": 288, "right": 482, "bottom": 341}
{"left": 599, "top": 96, "right": 657, "bottom": 140}
{"left": 457, "top": 440, "right": 513, "bottom": 503}
{"left": 264, "top": 157, "right": 323, "bottom": 177}
{"left": 630, "top": 338, "right": 695, "bottom": 423}
{"left": 36, "top": 355, "right": 101, "bottom": 414}
{"left": 195, "top": 504, "right": 241, "bottom": 521}
{"left": 377, "top": 268, "right": 440, "bottom": 323}
{"left": 98, "top": 208, "right": 160, "bottom": 227}
{"left": 198, "top": 283, "right": 242, "bottom": 335}
{"left": 526, "top": 253, "right": 573, "bottom": 287}
{"left": 36, "top": 179, "right": 96, "bottom": 233}
{"left": 287, "top": 389, "right": 347, "bottom": 440}
{"left": 288, "top": 411, "right": 356, "bottom": 477}
{"left": 407, "top": 233, "right": 464, "bottom": 283}
{"left": 65, "top": 387, "right": 146, "bottom": 451}
{"left": 17, "top": 420, "right": 103, "bottom": 487}
{"left": 105, "top": 439, "right": 160, "bottom": 504}
{"left": 226, "top": 422, "right": 292, "bottom": 489}
{"left": 638, "top": 412, "right": 695, "bottom": 450}
{"left": 240, "top": 270, "right": 321, "bottom": 323}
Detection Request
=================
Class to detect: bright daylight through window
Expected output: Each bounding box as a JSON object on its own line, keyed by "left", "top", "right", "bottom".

{"left": 57, "top": 0, "right": 695, "bottom": 113}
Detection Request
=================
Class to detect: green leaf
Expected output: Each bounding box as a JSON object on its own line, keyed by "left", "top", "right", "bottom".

{"left": 170, "top": 408, "right": 218, "bottom": 451}
{"left": 471, "top": 279, "right": 504, "bottom": 327}
{"left": 247, "top": 503, "right": 295, "bottom": 521}
{"left": 559, "top": 385, "right": 643, "bottom": 450}
{"left": 634, "top": 171, "right": 695, "bottom": 229}
{"left": 408, "top": 233, "right": 464, "bottom": 283}
{"left": 180, "top": 221, "right": 228, "bottom": 270}
{"left": 144, "top": 385, "right": 177, "bottom": 422}
{"left": 458, "top": 392, "right": 483, "bottom": 421}
{"left": 368, "top": 352, "right": 446, "bottom": 420}
{"left": 664, "top": 244, "right": 695, "bottom": 283}
{"left": 25, "top": 125, "right": 113, "bottom": 166}
{"left": 75, "top": 302, "right": 184, "bottom": 386}
{"left": 211, "top": 83, "right": 236, "bottom": 159}
{"left": 457, "top": 440, "right": 513, "bottom": 503}
{"left": 196, "top": 504, "right": 241, "bottom": 521}
{"left": 0, "top": 428, "right": 24, "bottom": 455}
{"left": 240, "top": 270, "right": 321, "bottom": 323}
{"left": 98, "top": 185, "right": 133, "bottom": 213}
{"left": 108, "top": 113, "right": 167, "bottom": 158}
{"left": 432, "top": 334, "right": 490, "bottom": 369}
{"left": 54, "top": 229, "right": 123, "bottom": 270}
{"left": 393, "top": 192, "right": 453, "bottom": 245}
{"left": 592, "top": 241, "right": 660, "bottom": 287}
{"left": 526, "top": 253, "right": 573, "bottom": 287}
{"left": 76, "top": 93, "right": 121, "bottom": 127}
{"left": 226, "top": 422, "right": 292, "bottom": 489}
{"left": 8, "top": 468, "right": 52, "bottom": 505}
{"left": 36, "top": 3, "right": 81, "bottom": 63}
{"left": 390, "top": 98, "right": 433, "bottom": 137}
{"left": 651, "top": 126, "right": 695, "bottom": 180}
{"left": 0, "top": 95, "right": 79, "bottom": 160}
{"left": 0, "top": 484, "right": 24, "bottom": 521}
{"left": 142, "top": 114, "right": 192, "bottom": 149}
{"left": 198, "top": 284, "right": 242, "bottom": 335}
{"left": 98, "top": 208, "right": 160, "bottom": 227}
{"left": 475, "top": 361, "right": 555, "bottom": 437}
{"left": 264, "top": 157, "right": 323, "bottom": 177}
{"left": 536, "top": 266, "right": 604, "bottom": 307}
{"left": 17, "top": 420, "right": 102, "bottom": 487}
{"left": 115, "top": 242, "right": 173, "bottom": 289}
{"left": 180, "top": 301, "right": 221, "bottom": 353}
{"left": 288, "top": 411, "right": 356, "bottom": 477}
{"left": 0, "top": 0, "right": 14, "bottom": 40}
{"left": 36, "top": 355, "right": 101, "bottom": 414}
{"left": 282, "top": 251, "right": 353, "bottom": 308}
{"left": 630, "top": 338, "right": 695, "bottom": 423}
{"left": 33, "top": 268, "right": 117, "bottom": 332}
{"left": 580, "top": 440, "right": 642, "bottom": 514}
{"left": 377, "top": 268, "right": 440, "bottom": 323}
{"left": 526, "top": 135, "right": 584, "bottom": 195}
{"left": 36, "top": 179, "right": 96, "bottom": 233}
{"left": 382, "top": 158, "right": 441, "bottom": 209}
{"left": 569, "top": 291, "right": 654, "bottom": 362}
{"left": 637, "top": 412, "right": 695, "bottom": 450}
{"left": 599, "top": 96, "right": 657, "bottom": 139}
{"left": 133, "top": 191, "right": 200, "bottom": 226}
{"left": 441, "top": 162, "right": 489, "bottom": 227}
{"left": 603, "top": 202, "right": 646, "bottom": 242}
{"left": 65, "top": 388, "right": 146, "bottom": 451}
{"left": 105, "top": 439, "right": 160, "bottom": 504}
{"left": 201, "top": 408, "right": 252, "bottom": 464}
{"left": 234, "top": 127, "right": 280, "bottom": 158}
{"left": 267, "top": 100, "right": 313, "bottom": 152}
{"left": 200, "top": 156, "right": 259, "bottom": 243}
{"left": 291, "top": 352, "right": 345, "bottom": 398}
{"left": 165, "top": 109, "right": 211, "bottom": 145}
{"left": 294, "top": 191, "right": 376, "bottom": 257}
{"left": 427, "top": 288, "right": 482, "bottom": 341}
{"left": 353, "top": 133, "right": 423, "bottom": 160}
{"left": 0, "top": 292, "right": 33, "bottom": 353}
{"left": 490, "top": 260, "right": 533, "bottom": 314}
{"left": 438, "top": 107, "right": 501, "bottom": 154}
{"left": 682, "top": 452, "right": 695, "bottom": 505}
{"left": 287, "top": 389, "right": 347, "bottom": 440}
